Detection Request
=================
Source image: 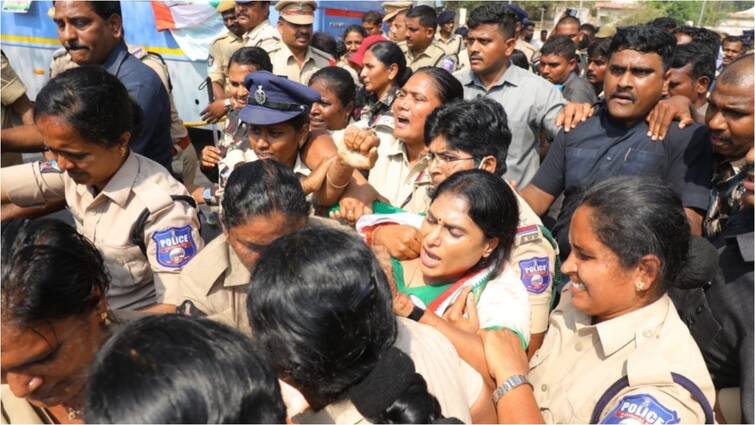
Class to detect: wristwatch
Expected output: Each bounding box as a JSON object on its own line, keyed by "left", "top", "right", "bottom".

{"left": 492, "top": 374, "right": 531, "bottom": 404}
{"left": 202, "top": 186, "right": 215, "bottom": 206}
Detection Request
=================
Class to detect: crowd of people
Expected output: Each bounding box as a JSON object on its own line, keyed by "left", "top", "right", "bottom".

{"left": 0, "top": 0, "right": 753, "bottom": 423}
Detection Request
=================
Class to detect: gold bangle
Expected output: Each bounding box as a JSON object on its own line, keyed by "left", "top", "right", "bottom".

{"left": 326, "top": 171, "right": 350, "bottom": 189}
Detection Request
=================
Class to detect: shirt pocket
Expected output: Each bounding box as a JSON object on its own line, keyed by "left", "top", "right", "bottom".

{"left": 99, "top": 243, "right": 151, "bottom": 292}
{"left": 564, "top": 147, "right": 600, "bottom": 185}
{"left": 619, "top": 149, "right": 665, "bottom": 176}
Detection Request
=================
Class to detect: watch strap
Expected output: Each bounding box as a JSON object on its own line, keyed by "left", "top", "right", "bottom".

{"left": 492, "top": 374, "right": 531, "bottom": 404}
{"left": 408, "top": 305, "right": 425, "bottom": 322}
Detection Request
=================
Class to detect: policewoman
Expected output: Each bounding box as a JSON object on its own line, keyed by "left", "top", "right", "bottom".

{"left": 0, "top": 67, "right": 202, "bottom": 313}
{"left": 479, "top": 177, "right": 716, "bottom": 424}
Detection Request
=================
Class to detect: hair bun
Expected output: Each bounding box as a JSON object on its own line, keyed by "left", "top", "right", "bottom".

{"left": 348, "top": 347, "right": 415, "bottom": 419}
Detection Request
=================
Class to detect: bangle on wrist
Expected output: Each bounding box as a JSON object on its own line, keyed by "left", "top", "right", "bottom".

{"left": 326, "top": 171, "right": 350, "bottom": 189}
{"left": 408, "top": 305, "right": 425, "bottom": 321}
{"left": 492, "top": 374, "right": 531, "bottom": 404}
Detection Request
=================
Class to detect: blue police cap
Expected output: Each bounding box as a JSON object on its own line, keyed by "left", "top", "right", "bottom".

{"left": 438, "top": 10, "right": 455, "bottom": 24}
{"left": 507, "top": 4, "right": 528, "bottom": 23}
{"left": 239, "top": 71, "right": 321, "bottom": 126}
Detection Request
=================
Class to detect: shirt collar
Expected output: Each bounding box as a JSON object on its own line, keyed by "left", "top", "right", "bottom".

{"left": 102, "top": 40, "right": 129, "bottom": 76}
{"left": 594, "top": 294, "right": 671, "bottom": 357}
{"left": 81, "top": 152, "right": 138, "bottom": 207}
{"left": 282, "top": 42, "right": 315, "bottom": 65}
{"left": 463, "top": 63, "right": 523, "bottom": 92}
{"left": 224, "top": 242, "right": 252, "bottom": 288}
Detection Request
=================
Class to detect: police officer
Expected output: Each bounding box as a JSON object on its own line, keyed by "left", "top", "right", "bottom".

{"left": 435, "top": 10, "right": 463, "bottom": 56}
{"left": 236, "top": 0, "right": 280, "bottom": 52}
{"left": 0, "top": 67, "right": 202, "bottom": 313}
{"left": 1, "top": 51, "right": 33, "bottom": 167}
{"left": 479, "top": 178, "right": 716, "bottom": 424}
{"left": 268, "top": 0, "right": 333, "bottom": 84}
{"left": 401, "top": 5, "right": 457, "bottom": 72}
{"left": 382, "top": 1, "right": 412, "bottom": 44}
{"left": 178, "top": 160, "right": 332, "bottom": 334}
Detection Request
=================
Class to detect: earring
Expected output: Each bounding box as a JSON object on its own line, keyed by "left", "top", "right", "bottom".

{"left": 120, "top": 146, "right": 127, "bottom": 157}
{"left": 100, "top": 311, "right": 112, "bottom": 326}
{"left": 635, "top": 281, "right": 645, "bottom": 291}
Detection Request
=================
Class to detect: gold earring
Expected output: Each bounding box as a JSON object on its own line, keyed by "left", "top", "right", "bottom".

{"left": 635, "top": 281, "right": 645, "bottom": 291}
{"left": 100, "top": 311, "right": 112, "bottom": 326}
{"left": 120, "top": 146, "right": 127, "bottom": 157}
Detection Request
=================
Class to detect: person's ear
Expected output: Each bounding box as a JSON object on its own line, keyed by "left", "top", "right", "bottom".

{"left": 387, "top": 62, "right": 399, "bottom": 81}
{"left": 504, "top": 37, "right": 517, "bottom": 56}
{"left": 696, "top": 76, "right": 712, "bottom": 95}
{"left": 567, "top": 57, "right": 577, "bottom": 72}
{"left": 481, "top": 237, "right": 499, "bottom": 259}
{"left": 478, "top": 156, "right": 497, "bottom": 174}
{"left": 107, "top": 14, "right": 123, "bottom": 39}
{"left": 634, "top": 254, "right": 661, "bottom": 294}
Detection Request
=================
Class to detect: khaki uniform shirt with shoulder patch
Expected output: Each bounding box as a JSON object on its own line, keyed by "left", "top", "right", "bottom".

{"left": 1, "top": 52, "right": 26, "bottom": 167}
{"left": 48, "top": 48, "right": 77, "bottom": 78}
{"left": 0, "top": 154, "right": 203, "bottom": 310}
{"left": 269, "top": 44, "right": 333, "bottom": 84}
{"left": 243, "top": 19, "right": 280, "bottom": 52}
{"left": 529, "top": 290, "right": 716, "bottom": 423}
{"left": 401, "top": 41, "right": 447, "bottom": 71}
{"left": 434, "top": 33, "right": 463, "bottom": 56}
{"left": 208, "top": 31, "right": 244, "bottom": 91}
{"left": 367, "top": 128, "right": 431, "bottom": 208}
{"left": 293, "top": 318, "right": 480, "bottom": 424}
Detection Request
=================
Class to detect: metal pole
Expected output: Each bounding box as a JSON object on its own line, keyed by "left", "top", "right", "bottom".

{"left": 697, "top": 0, "right": 707, "bottom": 26}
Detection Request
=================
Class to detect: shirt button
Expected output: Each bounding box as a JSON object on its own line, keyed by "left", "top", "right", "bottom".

{"left": 606, "top": 156, "right": 612, "bottom": 161}
{"left": 696, "top": 305, "right": 704, "bottom": 314}
{"left": 575, "top": 342, "right": 583, "bottom": 351}
{"left": 642, "top": 330, "right": 653, "bottom": 338}
{"left": 541, "top": 384, "right": 548, "bottom": 392}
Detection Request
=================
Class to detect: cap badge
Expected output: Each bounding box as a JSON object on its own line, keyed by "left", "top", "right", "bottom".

{"left": 255, "top": 85, "right": 267, "bottom": 105}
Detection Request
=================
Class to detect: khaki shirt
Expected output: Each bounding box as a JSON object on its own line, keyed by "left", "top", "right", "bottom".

{"left": 293, "top": 318, "right": 480, "bottom": 424}
{"left": 50, "top": 47, "right": 188, "bottom": 142}
{"left": 1, "top": 154, "right": 203, "bottom": 310}
{"left": 208, "top": 30, "right": 244, "bottom": 91}
{"left": 336, "top": 58, "right": 360, "bottom": 86}
{"left": 529, "top": 289, "right": 716, "bottom": 423}
{"left": 401, "top": 41, "right": 447, "bottom": 72}
{"left": 368, "top": 130, "right": 430, "bottom": 208}
{"left": 435, "top": 33, "right": 463, "bottom": 56}
{"left": 242, "top": 19, "right": 280, "bottom": 52}
{"left": 1, "top": 52, "right": 26, "bottom": 167}
{"left": 269, "top": 43, "right": 333, "bottom": 84}
{"left": 516, "top": 38, "right": 538, "bottom": 64}
{"left": 371, "top": 180, "right": 556, "bottom": 335}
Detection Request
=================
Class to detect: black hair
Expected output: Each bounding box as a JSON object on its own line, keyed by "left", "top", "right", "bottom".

{"left": 723, "top": 35, "right": 744, "bottom": 46}
{"left": 229, "top": 46, "right": 273, "bottom": 72}
{"left": 673, "top": 26, "right": 721, "bottom": 57}
{"left": 1, "top": 218, "right": 109, "bottom": 325}
{"left": 669, "top": 42, "right": 716, "bottom": 84}
{"left": 579, "top": 177, "right": 689, "bottom": 295}
{"left": 580, "top": 23, "right": 596, "bottom": 35}
{"left": 53, "top": 1, "right": 121, "bottom": 20}
{"left": 311, "top": 31, "right": 338, "bottom": 58}
{"left": 84, "top": 315, "right": 286, "bottom": 424}
{"left": 412, "top": 67, "right": 464, "bottom": 103}
{"left": 221, "top": 159, "right": 311, "bottom": 229}
{"left": 343, "top": 24, "right": 368, "bottom": 41}
{"left": 405, "top": 5, "right": 437, "bottom": 30}
{"left": 425, "top": 98, "right": 511, "bottom": 176}
{"left": 608, "top": 25, "right": 675, "bottom": 69}
{"left": 430, "top": 170, "right": 519, "bottom": 272}
{"left": 648, "top": 17, "right": 679, "bottom": 32}
{"left": 247, "top": 227, "right": 447, "bottom": 423}
{"left": 556, "top": 15, "right": 581, "bottom": 28}
{"left": 467, "top": 3, "right": 517, "bottom": 39}
{"left": 524, "top": 21, "right": 535, "bottom": 29}
{"left": 34, "top": 66, "right": 142, "bottom": 147}
{"left": 362, "top": 10, "right": 383, "bottom": 26}
{"left": 587, "top": 37, "right": 611, "bottom": 59}
{"left": 509, "top": 49, "right": 530, "bottom": 70}
{"left": 309, "top": 66, "right": 356, "bottom": 109}
{"left": 541, "top": 35, "right": 577, "bottom": 60}
{"left": 367, "top": 40, "right": 412, "bottom": 86}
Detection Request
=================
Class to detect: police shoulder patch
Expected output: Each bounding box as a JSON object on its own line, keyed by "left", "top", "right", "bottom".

{"left": 519, "top": 256, "right": 550, "bottom": 294}
{"left": 515, "top": 224, "right": 542, "bottom": 246}
{"left": 151, "top": 225, "right": 197, "bottom": 268}
{"left": 600, "top": 393, "right": 681, "bottom": 424}
{"left": 38, "top": 160, "right": 62, "bottom": 174}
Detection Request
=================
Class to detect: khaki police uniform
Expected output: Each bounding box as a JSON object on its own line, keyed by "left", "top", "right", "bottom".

{"left": 178, "top": 217, "right": 344, "bottom": 334}
{"left": 268, "top": 43, "right": 333, "bottom": 85}
{"left": 1, "top": 51, "right": 26, "bottom": 167}
{"left": 336, "top": 57, "right": 361, "bottom": 86}
{"left": 516, "top": 38, "right": 538, "bottom": 64}
{"left": 48, "top": 47, "right": 77, "bottom": 78}
{"left": 293, "top": 317, "right": 481, "bottom": 424}
{"left": 208, "top": 30, "right": 244, "bottom": 92}
{"left": 0, "top": 153, "right": 203, "bottom": 310}
{"left": 368, "top": 130, "right": 431, "bottom": 209}
{"left": 529, "top": 288, "right": 716, "bottom": 423}
{"left": 401, "top": 41, "right": 448, "bottom": 72}
{"left": 435, "top": 33, "right": 464, "bottom": 56}
{"left": 242, "top": 19, "right": 280, "bottom": 52}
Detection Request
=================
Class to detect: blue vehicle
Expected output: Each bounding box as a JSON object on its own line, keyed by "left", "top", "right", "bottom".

{"left": 1, "top": 1, "right": 382, "bottom": 124}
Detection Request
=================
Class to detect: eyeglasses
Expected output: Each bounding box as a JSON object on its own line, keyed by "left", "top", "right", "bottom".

{"left": 425, "top": 151, "right": 475, "bottom": 165}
